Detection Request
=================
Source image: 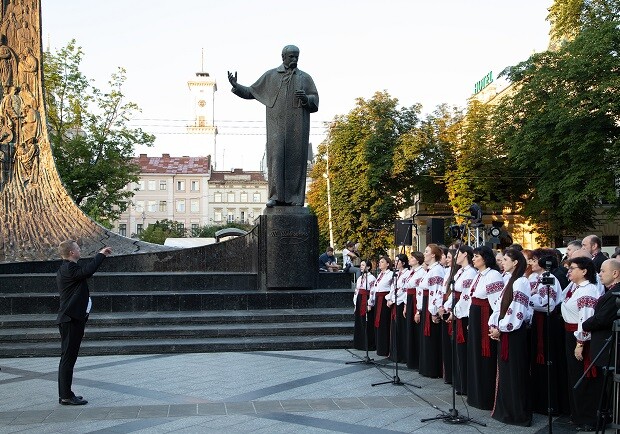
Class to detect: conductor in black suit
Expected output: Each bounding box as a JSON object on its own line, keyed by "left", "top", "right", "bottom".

{"left": 56, "top": 240, "right": 111, "bottom": 405}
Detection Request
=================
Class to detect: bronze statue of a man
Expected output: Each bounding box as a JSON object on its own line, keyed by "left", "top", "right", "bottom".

{"left": 228, "top": 45, "right": 318, "bottom": 207}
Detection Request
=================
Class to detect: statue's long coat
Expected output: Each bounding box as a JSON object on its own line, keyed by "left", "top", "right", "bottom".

{"left": 232, "top": 64, "right": 318, "bottom": 205}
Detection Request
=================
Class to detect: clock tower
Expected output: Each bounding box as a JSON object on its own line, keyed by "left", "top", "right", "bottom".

{"left": 187, "top": 59, "right": 218, "bottom": 167}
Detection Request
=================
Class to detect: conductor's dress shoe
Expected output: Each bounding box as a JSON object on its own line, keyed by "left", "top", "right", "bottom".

{"left": 59, "top": 396, "right": 88, "bottom": 405}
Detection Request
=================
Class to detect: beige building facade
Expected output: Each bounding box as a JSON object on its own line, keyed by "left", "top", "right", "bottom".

{"left": 115, "top": 155, "right": 268, "bottom": 237}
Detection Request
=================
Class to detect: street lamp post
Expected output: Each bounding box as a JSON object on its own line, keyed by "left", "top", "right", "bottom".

{"left": 323, "top": 145, "right": 334, "bottom": 249}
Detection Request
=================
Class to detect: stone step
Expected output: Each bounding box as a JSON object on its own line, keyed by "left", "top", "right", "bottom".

{"left": 0, "top": 308, "right": 354, "bottom": 328}
{"left": 0, "top": 321, "right": 354, "bottom": 342}
{"left": 0, "top": 272, "right": 258, "bottom": 293}
{"left": 1, "top": 335, "right": 353, "bottom": 357}
{"left": 0, "top": 271, "right": 352, "bottom": 293}
{"left": 0, "top": 289, "right": 355, "bottom": 315}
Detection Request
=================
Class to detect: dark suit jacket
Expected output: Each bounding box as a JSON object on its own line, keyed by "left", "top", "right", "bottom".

{"left": 56, "top": 253, "right": 106, "bottom": 324}
{"left": 582, "top": 284, "right": 618, "bottom": 367}
{"left": 592, "top": 251, "right": 607, "bottom": 273}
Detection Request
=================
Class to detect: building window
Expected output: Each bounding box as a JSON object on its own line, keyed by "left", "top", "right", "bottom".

{"left": 148, "top": 180, "right": 156, "bottom": 191}
{"left": 148, "top": 200, "right": 157, "bottom": 212}
{"left": 176, "top": 199, "right": 185, "bottom": 212}
{"left": 602, "top": 235, "right": 619, "bottom": 248}
{"left": 214, "top": 211, "right": 222, "bottom": 222}
{"left": 137, "top": 180, "right": 145, "bottom": 191}
{"left": 227, "top": 192, "right": 235, "bottom": 202}
{"left": 159, "top": 180, "right": 167, "bottom": 190}
{"left": 240, "top": 211, "right": 245, "bottom": 223}
{"left": 135, "top": 201, "right": 144, "bottom": 212}
{"left": 159, "top": 201, "right": 167, "bottom": 212}
{"left": 177, "top": 180, "right": 185, "bottom": 191}
{"left": 191, "top": 223, "right": 200, "bottom": 236}
{"left": 177, "top": 222, "right": 185, "bottom": 232}
{"left": 240, "top": 192, "right": 248, "bottom": 203}
{"left": 253, "top": 193, "right": 261, "bottom": 202}
{"left": 191, "top": 180, "right": 200, "bottom": 191}
{"left": 136, "top": 224, "right": 144, "bottom": 235}
{"left": 190, "top": 199, "right": 199, "bottom": 213}
{"left": 227, "top": 212, "right": 235, "bottom": 223}
{"left": 214, "top": 193, "right": 222, "bottom": 202}
{"left": 118, "top": 224, "right": 126, "bottom": 237}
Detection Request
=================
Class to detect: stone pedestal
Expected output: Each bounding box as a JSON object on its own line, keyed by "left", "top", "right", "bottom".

{"left": 258, "top": 207, "right": 318, "bottom": 290}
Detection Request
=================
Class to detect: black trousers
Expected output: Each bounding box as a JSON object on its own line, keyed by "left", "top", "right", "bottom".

{"left": 58, "top": 318, "right": 86, "bottom": 399}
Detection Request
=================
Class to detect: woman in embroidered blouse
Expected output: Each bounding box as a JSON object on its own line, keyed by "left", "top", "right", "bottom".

{"left": 450, "top": 245, "right": 476, "bottom": 396}
{"left": 438, "top": 249, "right": 458, "bottom": 384}
{"left": 368, "top": 256, "right": 394, "bottom": 357}
{"left": 488, "top": 249, "right": 532, "bottom": 426}
{"left": 466, "top": 245, "right": 504, "bottom": 410}
{"left": 403, "top": 251, "right": 425, "bottom": 370}
{"left": 353, "top": 260, "right": 377, "bottom": 351}
{"left": 528, "top": 251, "right": 569, "bottom": 416}
{"left": 386, "top": 254, "right": 410, "bottom": 363}
{"left": 414, "top": 243, "right": 445, "bottom": 378}
{"left": 560, "top": 256, "right": 603, "bottom": 430}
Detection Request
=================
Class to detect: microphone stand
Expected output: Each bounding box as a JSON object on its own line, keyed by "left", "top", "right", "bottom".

{"left": 372, "top": 269, "right": 420, "bottom": 388}
{"left": 542, "top": 277, "right": 553, "bottom": 433}
{"left": 421, "top": 225, "right": 484, "bottom": 426}
{"left": 347, "top": 269, "right": 381, "bottom": 366}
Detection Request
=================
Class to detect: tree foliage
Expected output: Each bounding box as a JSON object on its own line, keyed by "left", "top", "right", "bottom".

{"left": 444, "top": 100, "right": 524, "bottom": 216}
{"left": 495, "top": 13, "right": 620, "bottom": 243}
{"left": 308, "top": 91, "right": 420, "bottom": 256}
{"left": 138, "top": 219, "right": 187, "bottom": 244}
{"left": 43, "top": 40, "right": 154, "bottom": 227}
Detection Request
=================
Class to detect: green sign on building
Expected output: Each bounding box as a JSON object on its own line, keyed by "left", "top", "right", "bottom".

{"left": 474, "top": 71, "right": 493, "bottom": 94}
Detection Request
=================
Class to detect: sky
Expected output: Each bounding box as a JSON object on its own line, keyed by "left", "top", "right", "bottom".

{"left": 41, "top": 0, "right": 552, "bottom": 171}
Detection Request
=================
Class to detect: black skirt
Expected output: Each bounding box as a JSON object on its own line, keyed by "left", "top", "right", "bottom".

{"left": 441, "top": 320, "right": 453, "bottom": 384}
{"left": 492, "top": 326, "right": 532, "bottom": 426}
{"left": 405, "top": 293, "right": 420, "bottom": 369}
{"left": 453, "top": 317, "right": 468, "bottom": 395}
{"left": 389, "top": 303, "right": 407, "bottom": 362}
{"left": 374, "top": 293, "right": 391, "bottom": 357}
{"left": 418, "top": 293, "right": 442, "bottom": 378}
{"left": 353, "top": 292, "right": 375, "bottom": 351}
{"left": 467, "top": 303, "right": 497, "bottom": 410}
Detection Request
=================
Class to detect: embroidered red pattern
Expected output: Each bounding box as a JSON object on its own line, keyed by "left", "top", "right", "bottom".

{"left": 576, "top": 295, "right": 598, "bottom": 309}
{"left": 513, "top": 291, "right": 529, "bottom": 306}
{"left": 486, "top": 281, "right": 503, "bottom": 295}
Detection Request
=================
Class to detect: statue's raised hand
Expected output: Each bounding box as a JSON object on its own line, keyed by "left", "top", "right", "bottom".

{"left": 227, "top": 71, "right": 238, "bottom": 88}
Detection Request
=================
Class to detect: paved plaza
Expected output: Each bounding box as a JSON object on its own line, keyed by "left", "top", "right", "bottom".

{"left": 0, "top": 349, "right": 574, "bottom": 433}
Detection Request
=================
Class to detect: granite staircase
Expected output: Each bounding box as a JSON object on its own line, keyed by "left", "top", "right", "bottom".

{"left": 0, "top": 272, "right": 355, "bottom": 357}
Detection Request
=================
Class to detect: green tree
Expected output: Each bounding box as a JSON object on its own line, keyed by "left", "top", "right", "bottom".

{"left": 138, "top": 219, "right": 187, "bottom": 244}
{"left": 308, "top": 91, "right": 420, "bottom": 256}
{"left": 43, "top": 40, "right": 154, "bottom": 227}
{"left": 495, "top": 15, "right": 620, "bottom": 243}
{"left": 444, "top": 100, "right": 524, "bottom": 216}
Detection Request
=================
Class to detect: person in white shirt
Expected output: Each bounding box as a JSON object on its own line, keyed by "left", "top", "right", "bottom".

{"left": 368, "top": 256, "right": 393, "bottom": 357}
{"left": 353, "top": 260, "right": 377, "bottom": 351}
{"left": 561, "top": 256, "right": 603, "bottom": 431}
{"left": 386, "top": 253, "right": 410, "bottom": 363}
{"left": 527, "top": 252, "right": 567, "bottom": 416}
{"left": 402, "top": 251, "right": 425, "bottom": 370}
{"left": 447, "top": 245, "right": 476, "bottom": 395}
{"left": 466, "top": 245, "right": 504, "bottom": 410}
{"left": 415, "top": 244, "right": 445, "bottom": 378}
{"left": 488, "top": 249, "right": 532, "bottom": 426}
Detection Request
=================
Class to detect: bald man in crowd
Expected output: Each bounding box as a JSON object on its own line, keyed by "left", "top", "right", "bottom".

{"left": 583, "top": 260, "right": 620, "bottom": 368}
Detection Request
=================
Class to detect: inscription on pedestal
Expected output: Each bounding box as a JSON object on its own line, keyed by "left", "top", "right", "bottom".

{"left": 259, "top": 210, "right": 318, "bottom": 290}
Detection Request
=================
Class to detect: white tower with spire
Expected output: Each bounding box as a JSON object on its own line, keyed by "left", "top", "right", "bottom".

{"left": 187, "top": 50, "right": 218, "bottom": 167}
